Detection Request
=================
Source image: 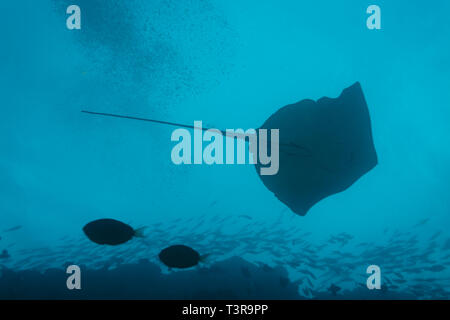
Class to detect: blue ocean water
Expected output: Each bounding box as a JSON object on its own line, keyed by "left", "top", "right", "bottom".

{"left": 1, "top": 0, "right": 450, "bottom": 299}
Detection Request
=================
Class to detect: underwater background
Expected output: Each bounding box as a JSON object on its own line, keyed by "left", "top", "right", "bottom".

{"left": 1, "top": 0, "right": 450, "bottom": 299}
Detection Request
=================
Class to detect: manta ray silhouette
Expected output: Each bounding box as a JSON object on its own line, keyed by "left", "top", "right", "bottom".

{"left": 255, "top": 82, "right": 377, "bottom": 215}
{"left": 82, "top": 82, "right": 378, "bottom": 216}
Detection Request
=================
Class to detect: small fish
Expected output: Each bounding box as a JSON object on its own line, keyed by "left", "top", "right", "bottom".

{"left": 430, "top": 231, "right": 442, "bottom": 241}
{"left": 413, "top": 218, "right": 430, "bottom": 227}
{"left": 3, "top": 225, "right": 22, "bottom": 233}
{"left": 0, "top": 249, "right": 10, "bottom": 259}
{"left": 328, "top": 284, "right": 341, "bottom": 296}
{"left": 208, "top": 200, "right": 218, "bottom": 207}
{"left": 389, "top": 285, "right": 399, "bottom": 290}
{"left": 442, "top": 238, "right": 450, "bottom": 251}
{"left": 299, "top": 268, "right": 317, "bottom": 280}
{"left": 427, "top": 265, "right": 446, "bottom": 272}
{"left": 393, "top": 279, "right": 407, "bottom": 284}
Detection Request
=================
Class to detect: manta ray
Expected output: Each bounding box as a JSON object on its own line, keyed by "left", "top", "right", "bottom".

{"left": 82, "top": 82, "right": 378, "bottom": 216}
